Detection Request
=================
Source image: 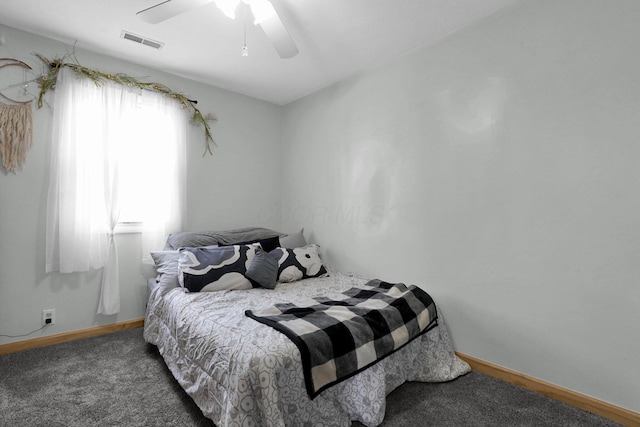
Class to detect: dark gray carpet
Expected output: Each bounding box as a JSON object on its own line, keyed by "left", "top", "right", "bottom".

{"left": 0, "top": 327, "right": 621, "bottom": 427}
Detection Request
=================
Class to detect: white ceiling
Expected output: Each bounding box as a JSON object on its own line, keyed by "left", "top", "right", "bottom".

{"left": 0, "top": 0, "right": 519, "bottom": 105}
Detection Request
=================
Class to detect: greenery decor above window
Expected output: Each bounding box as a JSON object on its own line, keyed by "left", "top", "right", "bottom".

{"left": 35, "top": 53, "right": 216, "bottom": 155}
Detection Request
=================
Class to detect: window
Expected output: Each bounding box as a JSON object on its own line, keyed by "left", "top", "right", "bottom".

{"left": 45, "top": 67, "right": 186, "bottom": 315}
{"left": 115, "top": 95, "right": 185, "bottom": 232}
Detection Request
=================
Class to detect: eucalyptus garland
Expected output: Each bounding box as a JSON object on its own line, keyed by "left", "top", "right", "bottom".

{"left": 35, "top": 53, "right": 216, "bottom": 155}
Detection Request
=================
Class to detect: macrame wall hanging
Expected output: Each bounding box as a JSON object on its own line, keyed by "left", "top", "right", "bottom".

{"left": 0, "top": 58, "right": 34, "bottom": 174}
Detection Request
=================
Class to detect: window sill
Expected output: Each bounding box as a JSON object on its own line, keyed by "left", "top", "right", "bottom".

{"left": 115, "top": 222, "right": 143, "bottom": 234}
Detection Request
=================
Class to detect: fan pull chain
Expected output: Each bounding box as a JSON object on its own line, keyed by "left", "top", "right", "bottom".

{"left": 241, "top": 3, "right": 248, "bottom": 57}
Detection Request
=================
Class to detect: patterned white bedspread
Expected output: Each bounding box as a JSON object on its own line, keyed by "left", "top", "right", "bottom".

{"left": 143, "top": 270, "right": 470, "bottom": 427}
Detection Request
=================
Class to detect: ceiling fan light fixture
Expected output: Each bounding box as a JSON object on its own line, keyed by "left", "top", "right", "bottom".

{"left": 214, "top": 0, "right": 240, "bottom": 19}
{"left": 247, "top": 0, "right": 276, "bottom": 25}
{"left": 136, "top": 0, "right": 298, "bottom": 59}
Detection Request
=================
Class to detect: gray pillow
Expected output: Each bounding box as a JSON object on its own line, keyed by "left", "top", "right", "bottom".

{"left": 150, "top": 250, "right": 182, "bottom": 276}
{"left": 279, "top": 228, "right": 307, "bottom": 249}
{"left": 245, "top": 247, "right": 278, "bottom": 289}
{"left": 166, "top": 227, "right": 281, "bottom": 250}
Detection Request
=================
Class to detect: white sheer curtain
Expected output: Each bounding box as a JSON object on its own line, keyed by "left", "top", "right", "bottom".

{"left": 135, "top": 91, "right": 187, "bottom": 264}
{"left": 45, "top": 67, "right": 186, "bottom": 315}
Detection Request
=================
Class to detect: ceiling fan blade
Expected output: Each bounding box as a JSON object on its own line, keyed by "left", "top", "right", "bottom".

{"left": 137, "top": 0, "right": 214, "bottom": 24}
{"left": 259, "top": 12, "right": 299, "bottom": 59}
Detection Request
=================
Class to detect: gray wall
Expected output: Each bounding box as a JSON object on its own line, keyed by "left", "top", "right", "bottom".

{"left": 281, "top": 0, "right": 640, "bottom": 414}
{"left": 0, "top": 24, "right": 282, "bottom": 344}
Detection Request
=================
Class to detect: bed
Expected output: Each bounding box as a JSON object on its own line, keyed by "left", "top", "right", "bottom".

{"left": 143, "top": 227, "right": 471, "bottom": 426}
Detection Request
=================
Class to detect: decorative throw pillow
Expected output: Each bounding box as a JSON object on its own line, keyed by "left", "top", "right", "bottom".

{"left": 245, "top": 247, "right": 278, "bottom": 289}
{"left": 178, "top": 245, "right": 256, "bottom": 292}
{"left": 269, "top": 244, "right": 327, "bottom": 283}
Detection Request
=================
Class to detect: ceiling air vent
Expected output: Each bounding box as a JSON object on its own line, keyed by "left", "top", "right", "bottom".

{"left": 121, "top": 31, "right": 164, "bottom": 50}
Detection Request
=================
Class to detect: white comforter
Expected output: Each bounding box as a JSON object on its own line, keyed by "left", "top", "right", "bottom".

{"left": 144, "top": 270, "right": 470, "bottom": 426}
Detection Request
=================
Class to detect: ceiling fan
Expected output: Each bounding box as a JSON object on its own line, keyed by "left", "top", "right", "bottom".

{"left": 136, "top": 0, "right": 299, "bottom": 58}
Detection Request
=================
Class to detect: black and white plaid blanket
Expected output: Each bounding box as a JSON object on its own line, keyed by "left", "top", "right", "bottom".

{"left": 245, "top": 279, "right": 438, "bottom": 398}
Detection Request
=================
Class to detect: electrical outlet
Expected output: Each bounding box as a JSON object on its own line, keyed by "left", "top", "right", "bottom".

{"left": 42, "top": 309, "right": 55, "bottom": 326}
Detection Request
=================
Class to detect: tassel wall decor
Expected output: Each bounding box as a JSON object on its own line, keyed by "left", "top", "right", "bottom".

{"left": 0, "top": 56, "right": 34, "bottom": 174}
{"left": 0, "top": 100, "right": 33, "bottom": 173}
